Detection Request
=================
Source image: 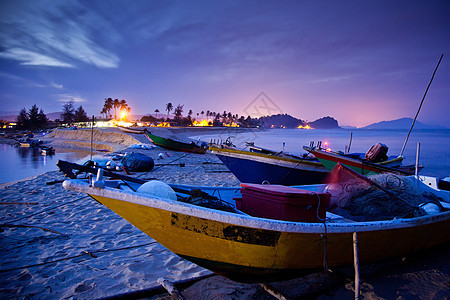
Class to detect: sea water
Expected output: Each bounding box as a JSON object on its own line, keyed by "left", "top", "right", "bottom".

{"left": 190, "top": 128, "right": 450, "bottom": 178}
{"left": 0, "top": 144, "right": 91, "bottom": 184}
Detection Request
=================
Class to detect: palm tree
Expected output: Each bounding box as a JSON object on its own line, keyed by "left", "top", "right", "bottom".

{"left": 201, "top": 111, "right": 204, "bottom": 120}
{"left": 113, "top": 99, "right": 120, "bottom": 120}
{"left": 155, "top": 109, "right": 160, "bottom": 119}
{"left": 103, "top": 98, "right": 113, "bottom": 119}
{"left": 119, "top": 99, "right": 130, "bottom": 120}
{"left": 166, "top": 102, "right": 173, "bottom": 120}
{"left": 187, "top": 109, "right": 193, "bottom": 124}
{"left": 222, "top": 111, "right": 228, "bottom": 123}
{"left": 100, "top": 107, "right": 106, "bottom": 119}
{"left": 174, "top": 104, "right": 184, "bottom": 120}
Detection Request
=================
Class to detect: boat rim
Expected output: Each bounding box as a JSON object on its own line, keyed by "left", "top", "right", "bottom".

{"left": 63, "top": 179, "right": 450, "bottom": 234}
{"left": 210, "top": 146, "right": 324, "bottom": 167}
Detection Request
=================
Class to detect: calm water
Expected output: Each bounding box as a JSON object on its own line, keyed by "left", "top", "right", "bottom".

{"left": 1, "top": 128, "right": 449, "bottom": 184}
{"left": 0, "top": 144, "right": 91, "bottom": 184}
{"left": 191, "top": 128, "right": 450, "bottom": 178}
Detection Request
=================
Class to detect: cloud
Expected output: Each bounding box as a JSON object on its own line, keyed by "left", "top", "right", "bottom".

{"left": 0, "top": 48, "right": 74, "bottom": 68}
{"left": 51, "top": 82, "right": 63, "bottom": 89}
{"left": 0, "top": 70, "right": 64, "bottom": 89}
{"left": 55, "top": 93, "right": 86, "bottom": 103}
{"left": 0, "top": 0, "right": 120, "bottom": 68}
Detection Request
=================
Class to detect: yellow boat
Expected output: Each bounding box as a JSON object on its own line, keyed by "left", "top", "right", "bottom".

{"left": 62, "top": 175, "right": 450, "bottom": 283}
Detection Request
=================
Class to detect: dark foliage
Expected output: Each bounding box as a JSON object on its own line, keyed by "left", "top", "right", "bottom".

{"left": 15, "top": 105, "right": 49, "bottom": 129}
{"left": 74, "top": 106, "right": 89, "bottom": 122}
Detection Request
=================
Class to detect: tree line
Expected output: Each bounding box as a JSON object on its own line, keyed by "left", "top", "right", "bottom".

{"left": 16, "top": 104, "right": 49, "bottom": 130}
{"left": 101, "top": 98, "right": 130, "bottom": 120}
{"left": 141, "top": 102, "right": 259, "bottom": 127}
{"left": 15, "top": 102, "right": 88, "bottom": 130}
{"left": 143, "top": 103, "right": 339, "bottom": 128}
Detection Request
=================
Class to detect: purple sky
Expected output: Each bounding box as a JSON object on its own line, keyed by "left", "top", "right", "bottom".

{"left": 0, "top": 0, "right": 449, "bottom": 127}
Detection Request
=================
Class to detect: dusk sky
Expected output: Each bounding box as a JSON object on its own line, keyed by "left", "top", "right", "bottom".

{"left": 0, "top": 0, "right": 449, "bottom": 127}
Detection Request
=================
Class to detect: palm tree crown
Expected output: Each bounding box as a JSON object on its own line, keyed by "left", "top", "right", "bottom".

{"left": 166, "top": 102, "right": 173, "bottom": 120}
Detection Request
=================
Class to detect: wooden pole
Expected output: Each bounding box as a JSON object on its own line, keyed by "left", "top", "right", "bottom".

{"left": 415, "top": 142, "right": 420, "bottom": 177}
{"left": 400, "top": 54, "right": 443, "bottom": 157}
{"left": 90, "top": 115, "right": 94, "bottom": 161}
{"left": 353, "top": 232, "right": 360, "bottom": 300}
{"left": 347, "top": 132, "right": 353, "bottom": 154}
{"left": 157, "top": 277, "right": 185, "bottom": 300}
{"left": 260, "top": 283, "right": 288, "bottom": 300}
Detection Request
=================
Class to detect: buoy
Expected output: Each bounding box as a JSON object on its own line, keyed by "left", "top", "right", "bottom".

{"left": 106, "top": 160, "right": 116, "bottom": 170}
{"left": 137, "top": 181, "right": 177, "bottom": 201}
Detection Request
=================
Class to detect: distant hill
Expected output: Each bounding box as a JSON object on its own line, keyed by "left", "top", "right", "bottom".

{"left": 0, "top": 111, "right": 62, "bottom": 121}
{"left": 258, "top": 114, "right": 305, "bottom": 128}
{"left": 307, "top": 116, "right": 340, "bottom": 129}
{"left": 363, "top": 118, "right": 447, "bottom": 130}
{"left": 46, "top": 112, "right": 62, "bottom": 121}
{"left": 258, "top": 114, "right": 340, "bottom": 129}
{"left": 0, "top": 111, "right": 19, "bottom": 121}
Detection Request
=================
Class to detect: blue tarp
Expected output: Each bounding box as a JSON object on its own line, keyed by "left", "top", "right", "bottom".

{"left": 121, "top": 152, "right": 154, "bottom": 172}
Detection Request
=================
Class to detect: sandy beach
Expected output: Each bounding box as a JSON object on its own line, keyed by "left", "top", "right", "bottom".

{"left": 1, "top": 127, "right": 449, "bottom": 299}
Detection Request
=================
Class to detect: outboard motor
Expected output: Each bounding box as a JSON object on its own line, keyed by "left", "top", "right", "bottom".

{"left": 365, "top": 143, "right": 389, "bottom": 162}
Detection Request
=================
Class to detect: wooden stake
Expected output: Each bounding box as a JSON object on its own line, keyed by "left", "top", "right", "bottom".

{"left": 415, "top": 142, "right": 420, "bottom": 177}
{"left": 353, "top": 232, "right": 360, "bottom": 300}
{"left": 260, "top": 283, "right": 288, "bottom": 300}
{"left": 157, "top": 277, "right": 185, "bottom": 300}
{"left": 90, "top": 115, "right": 94, "bottom": 161}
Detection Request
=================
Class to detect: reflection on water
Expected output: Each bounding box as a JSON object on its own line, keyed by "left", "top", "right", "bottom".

{"left": 0, "top": 144, "right": 91, "bottom": 184}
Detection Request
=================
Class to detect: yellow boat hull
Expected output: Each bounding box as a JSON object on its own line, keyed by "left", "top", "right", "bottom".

{"left": 85, "top": 189, "right": 450, "bottom": 282}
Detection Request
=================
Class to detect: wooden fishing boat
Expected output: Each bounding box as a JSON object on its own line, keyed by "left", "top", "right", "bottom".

{"left": 144, "top": 130, "right": 207, "bottom": 154}
{"left": 40, "top": 146, "right": 55, "bottom": 155}
{"left": 209, "top": 145, "right": 328, "bottom": 185}
{"left": 304, "top": 145, "right": 412, "bottom": 176}
{"left": 61, "top": 164, "right": 450, "bottom": 283}
{"left": 117, "top": 126, "right": 145, "bottom": 134}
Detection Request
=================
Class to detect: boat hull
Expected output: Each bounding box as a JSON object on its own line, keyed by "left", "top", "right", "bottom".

{"left": 211, "top": 147, "right": 328, "bottom": 185}
{"left": 63, "top": 180, "right": 450, "bottom": 282}
{"left": 118, "top": 126, "right": 145, "bottom": 134}
{"left": 144, "top": 131, "right": 207, "bottom": 154}
{"left": 306, "top": 147, "right": 405, "bottom": 176}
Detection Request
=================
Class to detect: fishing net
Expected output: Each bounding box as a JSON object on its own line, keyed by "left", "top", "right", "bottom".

{"left": 178, "top": 189, "right": 243, "bottom": 214}
{"left": 325, "top": 165, "right": 444, "bottom": 221}
{"left": 121, "top": 152, "right": 154, "bottom": 172}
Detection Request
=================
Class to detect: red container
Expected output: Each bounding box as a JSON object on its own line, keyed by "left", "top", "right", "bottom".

{"left": 237, "top": 183, "right": 330, "bottom": 222}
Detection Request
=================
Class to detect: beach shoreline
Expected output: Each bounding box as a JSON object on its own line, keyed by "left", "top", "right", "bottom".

{"left": 1, "top": 127, "right": 449, "bottom": 299}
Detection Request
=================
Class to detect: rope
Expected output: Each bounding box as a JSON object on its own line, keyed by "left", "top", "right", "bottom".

{"left": 313, "top": 192, "right": 330, "bottom": 272}
{"left": 139, "top": 146, "right": 204, "bottom": 176}
{"left": 0, "top": 241, "right": 159, "bottom": 273}
{"left": 272, "top": 154, "right": 312, "bottom": 183}
{"left": 6, "top": 197, "right": 88, "bottom": 224}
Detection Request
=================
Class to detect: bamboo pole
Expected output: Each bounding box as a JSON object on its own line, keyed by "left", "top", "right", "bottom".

{"left": 90, "top": 115, "right": 94, "bottom": 161}
{"left": 415, "top": 142, "right": 420, "bottom": 177}
{"left": 347, "top": 132, "right": 353, "bottom": 154}
{"left": 353, "top": 232, "right": 360, "bottom": 300}
{"left": 260, "top": 283, "right": 288, "bottom": 300}
{"left": 157, "top": 277, "right": 185, "bottom": 300}
{"left": 399, "top": 54, "right": 443, "bottom": 157}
